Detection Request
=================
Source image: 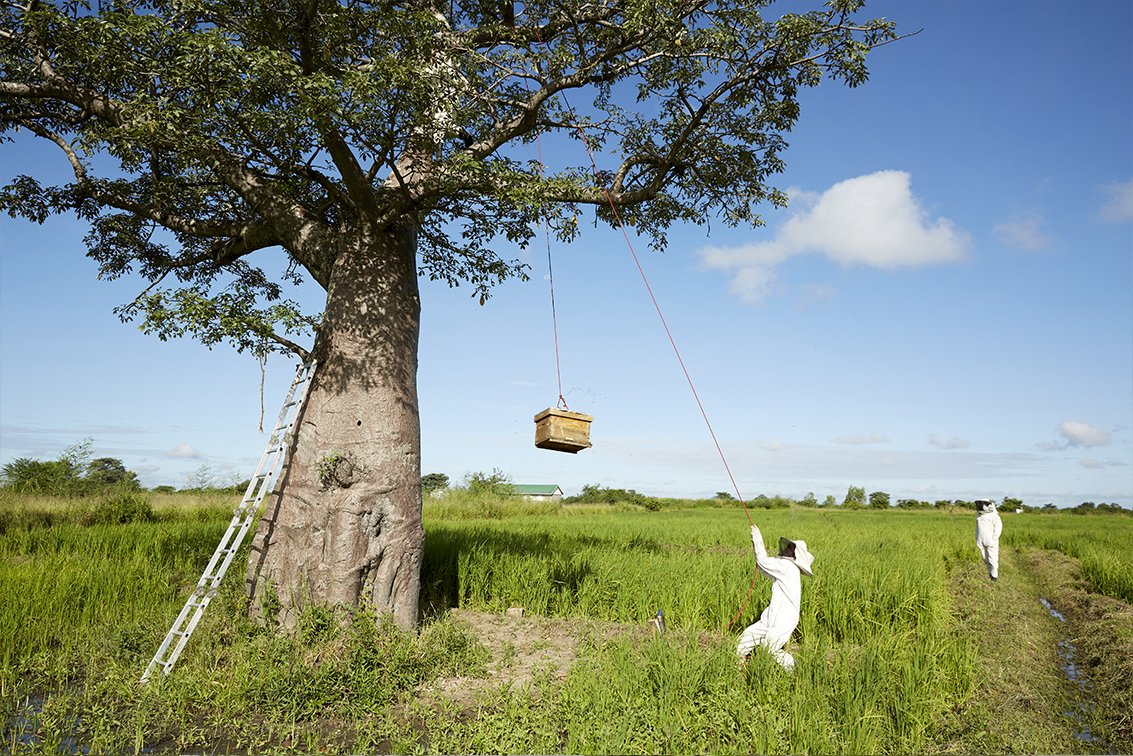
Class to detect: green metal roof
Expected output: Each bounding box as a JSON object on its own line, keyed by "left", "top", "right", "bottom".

{"left": 514, "top": 484, "right": 561, "bottom": 495}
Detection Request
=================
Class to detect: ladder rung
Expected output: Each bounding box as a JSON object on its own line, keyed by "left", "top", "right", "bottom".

{"left": 143, "top": 360, "right": 316, "bottom": 683}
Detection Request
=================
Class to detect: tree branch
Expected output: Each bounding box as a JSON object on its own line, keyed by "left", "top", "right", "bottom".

{"left": 266, "top": 331, "right": 312, "bottom": 362}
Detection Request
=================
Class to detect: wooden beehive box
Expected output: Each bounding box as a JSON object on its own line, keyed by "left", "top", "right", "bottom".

{"left": 534, "top": 408, "right": 593, "bottom": 453}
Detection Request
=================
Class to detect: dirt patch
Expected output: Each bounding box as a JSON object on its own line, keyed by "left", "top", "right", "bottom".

{"left": 416, "top": 608, "right": 656, "bottom": 709}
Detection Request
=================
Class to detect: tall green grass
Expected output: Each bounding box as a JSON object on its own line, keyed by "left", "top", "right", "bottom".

{"left": 423, "top": 488, "right": 565, "bottom": 520}
{"left": 428, "top": 625, "right": 974, "bottom": 755}
{"left": 414, "top": 507, "right": 1130, "bottom": 753}
{"left": 0, "top": 491, "right": 237, "bottom": 678}
{"left": 3, "top": 492, "right": 1129, "bottom": 754}
{"left": 0, "top": 520, "right": 227, "bottom": 675}
{"left": 0, "top": 490, "right": 236, "bottom": 533}
{"left": 417, "top": 509, "right": 982, "bottom": 753}
{"left": 999, "top": 514, "right": 1133, "bottom": 602}
{"left": 423, "top": 509, "right": 959, "bottom": 634}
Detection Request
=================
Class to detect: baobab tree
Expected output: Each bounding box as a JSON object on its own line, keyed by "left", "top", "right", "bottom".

{"left": 0, "top": 0, "right": 898, "bottom": 631}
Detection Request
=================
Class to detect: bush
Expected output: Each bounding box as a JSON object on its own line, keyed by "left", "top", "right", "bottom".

{"left": 750, "top": 494, "right": 793, "bottom": 509}
{"left": 868, "top": 491, "right": 891, "bottom": 509}
{"left": 91, "top": 494, "right": 156, "bottom": 525}
{"left": 464, "top": 468, "right": 515, "bottom": 497}
{"left": 0, "top": 458, "right": 80, "bottom": 494}
{"left": 422, "top": 472, "right": 450, "bottom": 495}
{"left": 897, "top": 499, "right": 931, "bottom": 510}
{"left": 568, "top": 484, "right": 652, "bottom": 507}
{"left": 1, "top": 441, "right": 141, "bottom": 496}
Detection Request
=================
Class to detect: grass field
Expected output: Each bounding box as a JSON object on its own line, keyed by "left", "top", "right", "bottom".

{"left": 2, "top": 491, "right": 1131, "bottom": 754}
{"left": 998, "top": 514, "right": 1133, "bottom": 603}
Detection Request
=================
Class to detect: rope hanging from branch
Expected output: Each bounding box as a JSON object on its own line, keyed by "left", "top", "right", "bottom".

{"left": 520, "top": 4, "right": 763, "bottom": 626}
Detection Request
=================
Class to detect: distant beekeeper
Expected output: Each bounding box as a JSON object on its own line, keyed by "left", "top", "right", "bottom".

{"left": 974, "top": 498, "right": 1003, "bottom": 582}
{"left": 736, "top": 524, "right": 815, "bottom": 671}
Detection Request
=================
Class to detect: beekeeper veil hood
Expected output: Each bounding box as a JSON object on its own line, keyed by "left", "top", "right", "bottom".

{"left": 779, "top": 537, "right": 815, "bottom": 577}
{"left": 976, "top": 498, "right": 997, "bottom": 512}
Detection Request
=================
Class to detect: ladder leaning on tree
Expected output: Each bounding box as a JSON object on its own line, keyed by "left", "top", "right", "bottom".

{"left": 141, "top": 360, "right": 317, "bottom": 683}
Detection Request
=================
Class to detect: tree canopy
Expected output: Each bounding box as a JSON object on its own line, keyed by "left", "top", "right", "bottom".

{"left": 1, "top": 0, "right": 897, "bottom": 355}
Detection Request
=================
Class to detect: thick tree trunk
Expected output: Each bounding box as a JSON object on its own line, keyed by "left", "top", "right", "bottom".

{"left": 245, "top": 220, "right": 424, "bottom": 632}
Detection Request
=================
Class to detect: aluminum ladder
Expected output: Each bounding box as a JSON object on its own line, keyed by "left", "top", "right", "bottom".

{"left": 141, "top": 360, "right": 317, "bottom": 682}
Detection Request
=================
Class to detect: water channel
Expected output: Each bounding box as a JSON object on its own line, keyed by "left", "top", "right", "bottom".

{"left": 2, "top": 693, "right": 86, "bottom": 755}
{"left": 1039, "top": 596, "right": 1113, "bottom": 752}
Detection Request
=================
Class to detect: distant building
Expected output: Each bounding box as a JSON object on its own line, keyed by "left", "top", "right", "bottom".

{"left": 515, "top": 484, "right": 563, "bottom": 502}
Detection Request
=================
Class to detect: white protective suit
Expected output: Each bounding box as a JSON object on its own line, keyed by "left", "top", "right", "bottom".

{"left": 975, "top": 504, "right": 1003, "bottom": 580}
{"left": 736, "top": 525, "right": 804, "bottom": 670}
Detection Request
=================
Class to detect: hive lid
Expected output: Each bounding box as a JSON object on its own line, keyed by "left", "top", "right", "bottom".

{"left": 534, "top": 407, "right": 593, "bottom": 422}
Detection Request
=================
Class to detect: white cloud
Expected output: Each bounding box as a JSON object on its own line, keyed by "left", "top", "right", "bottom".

{"left": 795, "top": 282, "right": 836, "bottom": 310}
{"left": 1099, "top": 179, "right": 1133, "bottom": 224}
{"left": 1057, "top": 420, "right": 1111, "bottom": 448}
{"left": 993, "top": 213, "right": 1052, "bottom": 251}
{"left": 929, "top": 433, "right": 970, "bottom": 450}
{"left": 698, "top": 171, "right": 970, "bottom": 302}
{"left": 167, "top": 443, "right": 204, "bottom": 459}
{"left": 731, "top": 266, "right": 780, "bottom": 302}
{"left": 1081, "top": 459, "right": 1104, "bottom": 469}
{"left": 835, "top": 432, "right": 889, "bottom": 445}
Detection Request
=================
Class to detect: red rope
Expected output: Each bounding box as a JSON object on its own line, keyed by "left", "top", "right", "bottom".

{"left": 521, "top": 4, "right": 757, "bottom": 631}
{"left": 566, "top": 134, "right": 750, "bottom": 519}
{"left": 565, "top": 115, "right": 760, "bottom": 634}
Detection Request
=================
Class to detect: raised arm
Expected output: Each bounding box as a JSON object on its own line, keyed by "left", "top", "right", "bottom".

{"left": 751, "top": 525, "right": 769, "bottom": 560}
{"left": 750, "top": 524, "right": 798, "bottom": 580}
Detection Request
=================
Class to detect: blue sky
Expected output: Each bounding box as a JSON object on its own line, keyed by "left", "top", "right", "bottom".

{"left": 2, "top": 1, "right": 1130, "bottom": 508}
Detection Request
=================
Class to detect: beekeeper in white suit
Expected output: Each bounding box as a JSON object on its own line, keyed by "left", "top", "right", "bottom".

{"left": 736, "top": 524, "right": 815, "bottom": 671}
{"left": 975, "top": 498, "right": 1003, "bottom": 581}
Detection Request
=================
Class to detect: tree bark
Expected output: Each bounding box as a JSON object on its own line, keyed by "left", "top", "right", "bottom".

{"left": 245, "top": 220, "right": 424, "bottom": 632}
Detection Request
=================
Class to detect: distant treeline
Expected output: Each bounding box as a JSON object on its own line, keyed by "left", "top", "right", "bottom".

{"left": 441, "top": 477, "right": 1130, "bottom": 516}
{"left": 4, "top": 444, "right": 1126, "bottom": 517}
{"left": 0, "top": 439, "right": 249, "bottom": 497}
{"left": 562, "top": 484, "right": 1130, "bottom": 515}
